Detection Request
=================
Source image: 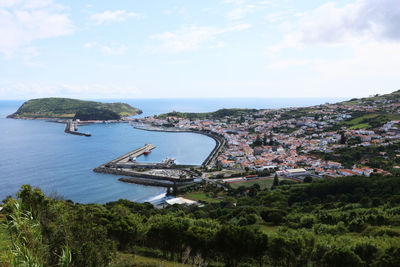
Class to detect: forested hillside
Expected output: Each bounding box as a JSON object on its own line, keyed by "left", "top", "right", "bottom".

{"left": 1, "top": 176, "right": 400, "bottom": 266}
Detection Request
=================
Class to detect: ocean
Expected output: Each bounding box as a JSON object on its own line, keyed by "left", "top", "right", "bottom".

{"left": 0, "top": 97, "right": 345, "bottom": 204}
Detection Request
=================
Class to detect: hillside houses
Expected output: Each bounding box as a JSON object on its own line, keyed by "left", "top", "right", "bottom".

{"left": 135, "top": 96, "right": 400, "bottom": 178}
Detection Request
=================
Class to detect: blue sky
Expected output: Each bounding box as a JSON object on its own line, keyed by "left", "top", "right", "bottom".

{"left": 1, "top": 0, "right": 400, "bottom": 99}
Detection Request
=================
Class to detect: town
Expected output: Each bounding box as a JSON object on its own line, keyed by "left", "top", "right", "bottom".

{"left": 132, "top": 91, "right": 400, "bottom": 181}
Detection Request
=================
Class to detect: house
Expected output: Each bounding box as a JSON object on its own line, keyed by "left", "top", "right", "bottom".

{"left": 338, "top": 169, "right": 358, "bottom": 176}
{"left": 165, "top": 197, "right": 197, "bottom": 206}
{"left": 286, "top": 168, "right": 309, "bottom": 178}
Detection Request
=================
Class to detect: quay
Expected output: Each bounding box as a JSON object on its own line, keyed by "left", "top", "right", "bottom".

{"left": 94, "top": 143, "right": 196, "bottom": 185}
{"left": 105, "top": 143, "right": 156, "bottom": 167}
{"left": 65, "top": 120, "right": 91, "bottom": 137}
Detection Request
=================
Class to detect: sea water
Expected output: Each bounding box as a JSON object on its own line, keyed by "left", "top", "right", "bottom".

{"left": 0, "top": 97, "right": 345, "bottom": 203}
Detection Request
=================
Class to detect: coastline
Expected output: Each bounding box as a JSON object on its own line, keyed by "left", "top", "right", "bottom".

{"left": 93, "top": 124, "right": 225, "bottom": 191}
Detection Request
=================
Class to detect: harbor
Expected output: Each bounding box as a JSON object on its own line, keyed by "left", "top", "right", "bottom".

{"left": 130, "top": 122, "right": 226, "bottom": 168}
{"left": 93, "top": 123, "right": 226, "bottom": 189}
{"left": 94, "top": 143, "right": 197, "bottom": 186}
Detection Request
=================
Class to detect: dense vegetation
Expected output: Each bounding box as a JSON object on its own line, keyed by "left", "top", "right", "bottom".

{"left": 73, "top": 107, "right": 121, "bottom": 121}
{"left": 157, "top": 108, "right": 257, "bottom": 120}
{"left": 310, "top": 142, "right": 400, "bottom": 173}
{"left": 340, "top": 112, "right": 400, "bottom": 130}
{"left": 2, "top": 175, "right": 400, "bottom": 266}
{"left": 7, "top": 98, "right": 141, "bottom": 119}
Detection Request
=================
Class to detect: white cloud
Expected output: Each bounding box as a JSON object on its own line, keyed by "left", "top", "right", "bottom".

{"left": 262, "top": 0, "right": 400, "bottom": 97}
{"left": 264, "top": 41, "right": 400, "bottom": 97}
{"left": 83, "top": 42, "right": 127, "bottom": 55}
{"left": 84, "top": 41, "right": 97, "bottom": 48}
{"left": 150, "top": 24, "right": 251, "bottom": 53}
{"left": 272, "top": 0, "right": 400, "bottom": 49}
{"left": 0, "top": 82, "right": 141, "bottom": 99}
{"left": 101, "top": 44, "right": 128, "bottom": 55}
{"left": 224, "top": 0, "right": 275, "bottom": 20}
{"left": 0, "top": 0, "right": 74, "bottom": 58}
{"left": 90, "top": 10, "right": 142, "bottom": 25}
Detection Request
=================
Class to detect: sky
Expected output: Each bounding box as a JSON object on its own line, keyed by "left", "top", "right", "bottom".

{"left": 0, "top": 0, "right": 400, "bottom": 99}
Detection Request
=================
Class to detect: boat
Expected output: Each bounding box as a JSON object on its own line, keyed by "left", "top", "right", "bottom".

{"left": 143, "top": 149, "right": 151, "bottom": 155}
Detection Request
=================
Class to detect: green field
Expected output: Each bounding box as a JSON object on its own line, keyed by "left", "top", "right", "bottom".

{"left": 349, "top": 123, "right": 371, "bottom": 129}
{"left": 183, "top": 191, "right": 222, "bottom": 203}
{"left": 342, "top": 113, "right": 400, "bottom": 129}
{"left": 257, "top": 224, "right": 279, "bottom": 234}
{"left": 230, "top": 178, "right": 280, "bottom": 190}
{"left": 111, "top": 253, "right": 192, "bottom": 267}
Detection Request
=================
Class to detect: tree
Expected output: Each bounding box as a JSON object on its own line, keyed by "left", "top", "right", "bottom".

{"left": 353, "top": 242, "right": 378, "bottom": 266}
{"left": 214, "top": 225, "right": 265, "bottom": 267}
{"left": 376, "top": 246, "right": 400, "bottom": 267}
{"left": 166, "top": 187, "right": 172, "bottom": 196}
{"left": 303, "top": 176, "right": 313, "bottom": 183}
{"left": 321, "top": 247, "right": 363, "bottom": 267}
{"left": 273, "top": 174, "right": 279, "bottom": 187}
{"left": 263, "top": 134, "right": 268, "bottom": 146}
{"left": 172, "top": 183, "right": 178, "bottom": 196}
{"left": 340, "top": 132, "right": 347, "bottom": 144}
{"left": 252, "top": 135, "right": 263, "bottom": 147}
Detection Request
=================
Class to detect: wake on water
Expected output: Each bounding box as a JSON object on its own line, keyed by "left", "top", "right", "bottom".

{"left": 146, "top": 192, "right": 167, "bottom": 203}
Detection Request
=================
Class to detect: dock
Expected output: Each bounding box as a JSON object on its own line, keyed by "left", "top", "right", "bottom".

{"left": 106, "top": 143, "right": 156, "bottom": 167}
{"left": 94, "top": 143, "right": 197, "bottom": 185}
{"left": 65, "top": 120, "right": 91, "bottom": 137}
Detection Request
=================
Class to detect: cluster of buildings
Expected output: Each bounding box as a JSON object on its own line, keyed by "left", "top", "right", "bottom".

{"left": 135, "top": 94, "right": 400, "bottom": 179}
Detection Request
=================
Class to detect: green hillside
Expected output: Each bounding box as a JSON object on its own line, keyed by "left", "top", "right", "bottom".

{"left": 157, "top": 108, "right": 256, "bottom": 120}
{"left": 338, "top": 90, "right": 400, "bottom": 129}
{"left": 7, "top": 98, "right": 142, "bottom": 120}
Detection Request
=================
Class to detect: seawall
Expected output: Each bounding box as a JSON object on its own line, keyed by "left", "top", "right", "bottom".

{"left": 118, "top": 177, "right": 193, "bottom": 187}
{"left": 93, "top": 166, "right": 194, "bottom": 182}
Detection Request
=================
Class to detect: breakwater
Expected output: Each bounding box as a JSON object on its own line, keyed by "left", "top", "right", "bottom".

{"left": 65, "top": 120, "right": 91, "bottom": 137}
{"left": 118, "top": 177, "right": 194, "bottom": 187}
{"left": 105, "top": 143, "right": 156, "bottom": 167}
{"left": 93, "top": 165, "right": 194, "bottom": 182}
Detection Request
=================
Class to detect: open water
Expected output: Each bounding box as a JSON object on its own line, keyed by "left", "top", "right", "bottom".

{"left": 0, "top": 97, "right": 345, "bottom": 203}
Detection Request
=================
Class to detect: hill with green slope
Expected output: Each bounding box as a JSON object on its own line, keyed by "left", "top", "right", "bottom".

{"left": 7, "top": 98, "right": 142, "bottom": 120}
{"left": 342, "top": 89, "right": 400, "bottom": 106}
{"left": 157, "top": 108, "right": 256, "bottom": 120}
{"left": 336, "top": 90, "right": 400, "bottom": 129}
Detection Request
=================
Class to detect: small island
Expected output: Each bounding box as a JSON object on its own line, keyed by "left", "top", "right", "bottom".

{"left": 7, "top": 97, "right": 142, "bottom": 121}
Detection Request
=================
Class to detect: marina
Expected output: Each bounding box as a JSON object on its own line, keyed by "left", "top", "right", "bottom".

{"left": 94, "top": 143, "right": 196, "bottom": 186}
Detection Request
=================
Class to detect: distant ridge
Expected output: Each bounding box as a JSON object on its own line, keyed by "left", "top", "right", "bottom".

{"left": 7, "top": 97, "right": 142, "bottom": 120}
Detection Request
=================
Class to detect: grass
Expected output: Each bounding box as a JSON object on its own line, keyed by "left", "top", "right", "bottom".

{"left": 182, "top": 192, "right": 221, "bottom": 203}
{"left": 0, "top": 214, "right": 10, "bottom": 265}
{"left": 343, "top": 113, "right": 379, "bottom": 126}
{"left": 349, "top": 123, "right": 371, "bottom": 130}
{"left": 258, "top": 224, "right": 279, "bottom": 234}
{"left": 111, "top": 252, "right": 192, "bottom": 267}
{"left": 230, "top": 178, "right": 294, "bottom": 190}
{"left": 230, "top": 178, "right": 274, "bottom": 190}
{"left": 342, "top": 113, "right": 400, "bottom": 129}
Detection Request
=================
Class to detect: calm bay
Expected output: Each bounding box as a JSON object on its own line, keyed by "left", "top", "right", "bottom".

{"left": 0, "top": 97, "right": 344, "bottom": 203}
